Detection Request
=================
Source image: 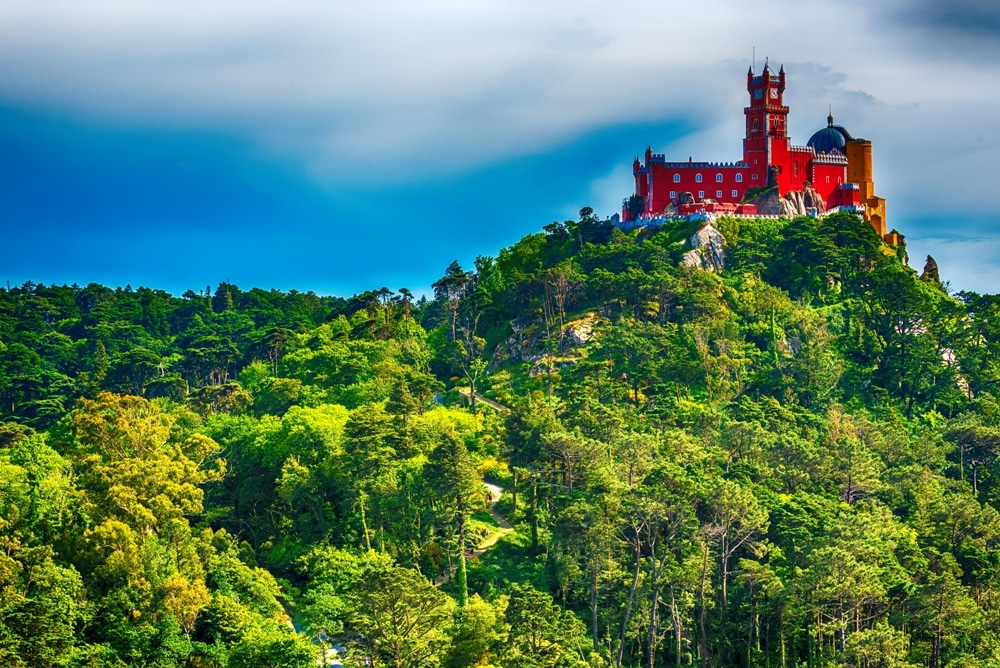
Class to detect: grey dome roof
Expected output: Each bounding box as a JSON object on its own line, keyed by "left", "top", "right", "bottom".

{"left": 807, "top": 115, "right": 853, "bottom": 154}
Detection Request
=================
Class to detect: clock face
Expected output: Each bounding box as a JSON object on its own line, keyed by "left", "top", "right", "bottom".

{"left": 754, "top": 88, "right": 763, "bottom": 100}
{"left": 769, "top": 88, "right": 779, "bottom": 99}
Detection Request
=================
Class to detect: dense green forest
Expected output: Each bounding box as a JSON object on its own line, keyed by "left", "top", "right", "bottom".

{"left": 4, "top": 210, "right": 1000, "bottom": 667}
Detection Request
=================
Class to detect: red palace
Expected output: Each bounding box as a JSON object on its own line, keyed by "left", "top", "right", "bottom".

{"left": 622, "top": 62, "right": 891, "bottom": 241}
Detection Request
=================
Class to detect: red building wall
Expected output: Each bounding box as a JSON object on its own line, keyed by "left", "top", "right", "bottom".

{"left": 622, "top": 64, "right": 854, "bottom": 222}
{"left": 809, "top": 161, "right": 847, "bottom": 204}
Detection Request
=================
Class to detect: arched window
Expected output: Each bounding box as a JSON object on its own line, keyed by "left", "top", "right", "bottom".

{"left": 716, "top": 173, "right": 723, "bottom": 183}
{"left": 735, "top": 173, "right": 743, "bottom": 183}
{"left": 825, "top": 176, "right": 830, "bottom": 184}
{"left": 695, "top": 173, "right": 703, "bottom": 183}
{"left": 673, "top": 173, "right": 680, "bottom": 183}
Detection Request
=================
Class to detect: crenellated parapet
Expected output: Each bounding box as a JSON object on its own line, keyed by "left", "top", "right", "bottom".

{"left": 812, "top": 153, "right": 848, "bottom": 165}
{"left": 650, "top": 159, "right": 751, "bottom": 168}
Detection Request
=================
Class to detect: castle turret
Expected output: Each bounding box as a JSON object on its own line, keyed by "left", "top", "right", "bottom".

{"left": 845, "top": 138, "right": 887, "bottom": 236}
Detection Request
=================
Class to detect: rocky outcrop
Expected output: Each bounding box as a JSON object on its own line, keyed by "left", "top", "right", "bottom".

{"left": 564, "top": 314, "right": 597, "bottom": 347}
{"left": 744, "top": 184, "right": 825, "bottom": 217}
{"left": 681, "top": 223, "right": 726, "bottom": 272}
{"left": 920, "top": 255, "right": 941, "bottom": 285}
{"left": 744, "top": 187, "right": 781, "bottom": 215}
{"left": 803, "top": 183, "right": 826, "bottom": 212}
{"left": 780, "top": 187, "right": 826, "bottom": 217}
{"left": 492, "top": 312, "right": 602, "bottom": 366}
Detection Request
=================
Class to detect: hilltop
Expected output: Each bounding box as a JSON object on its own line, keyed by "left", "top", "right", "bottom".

{"left": 1, "top": 210, "right": 1000, "bottom": 667}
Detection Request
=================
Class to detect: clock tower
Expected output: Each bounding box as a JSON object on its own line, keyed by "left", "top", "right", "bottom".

{"left": 743, "top": 62, "right": 791, "bottom": 191}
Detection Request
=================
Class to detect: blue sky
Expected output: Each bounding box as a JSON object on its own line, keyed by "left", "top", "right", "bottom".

{"left": 1, "top": 0, "right": 999, "bottom": 296}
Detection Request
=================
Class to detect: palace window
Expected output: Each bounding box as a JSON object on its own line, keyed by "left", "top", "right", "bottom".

{"left": 752, "top": 174, "right": 759, "bottom": 180}
{"left": 669, "top": 191, "right": 676, "bottom": 199}
{"left": 716, "top": 190, "right": 723, "bottom": 198}
{"left": 732, "top": 189, "right": 739, "bottom": 198}
{"left": 826, "top": 176, "right": 830, "bottom": 183}
{"left": 735, "top": 173, "right": 743, "bottom": 183}
{"left": 698, "top": 190, "right": 705, "bottom": 199}
{"left": 673, "top": 173, "right": 680, "bottom": 183}
{"left": 695, "top": 173, "right": 703, "bottom": 183}
{"left": 716, "top": 173, "right": 723, "bottom": 182}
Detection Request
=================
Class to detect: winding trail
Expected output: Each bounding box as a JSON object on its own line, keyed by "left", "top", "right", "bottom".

{"left": 456, "top": 388, "right": 507, "bottom": 413}
{"left": 433, "top": 483, "right": 513, "bottom": 586}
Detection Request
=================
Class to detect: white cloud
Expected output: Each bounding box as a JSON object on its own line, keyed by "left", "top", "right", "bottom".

{"left": 1, "top": 0, "right": 997, "bottom": 250}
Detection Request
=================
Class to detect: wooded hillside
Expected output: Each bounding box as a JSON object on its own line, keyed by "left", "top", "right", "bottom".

{"left": 3, "top": 210, "right": 1000, "bottom": 667}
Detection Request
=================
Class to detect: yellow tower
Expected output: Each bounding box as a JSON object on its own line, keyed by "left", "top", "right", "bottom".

{"left": 845, "top": 139, "right": 887, "bottom": 237}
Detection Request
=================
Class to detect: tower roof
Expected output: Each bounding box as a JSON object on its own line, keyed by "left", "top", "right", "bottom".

{"left": 807, "top": 114, "right": 854, "bottom": 154}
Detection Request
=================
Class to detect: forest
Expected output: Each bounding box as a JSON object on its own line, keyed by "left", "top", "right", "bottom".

{"left": 3, "top": 209, "right": 1000, "bottom": 667}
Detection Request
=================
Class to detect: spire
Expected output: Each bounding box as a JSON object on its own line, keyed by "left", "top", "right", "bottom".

{"left": 779, "top": 64, "right": 784, "bottom": 74}
{"left": 828, "top": 104, "right": 834, "bottom": 127}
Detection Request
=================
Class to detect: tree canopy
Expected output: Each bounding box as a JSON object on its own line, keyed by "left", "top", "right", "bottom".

{"left": 2, "top": 210, "right": 1000, "bottom": 666}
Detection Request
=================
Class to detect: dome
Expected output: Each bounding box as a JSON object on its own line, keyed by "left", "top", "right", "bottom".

{"left": 807, "top": 114, "right": 853, "bottom": 154}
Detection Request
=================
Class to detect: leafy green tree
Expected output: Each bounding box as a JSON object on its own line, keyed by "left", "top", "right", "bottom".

{"left": 503, "top": 583, "right": 588, "bottom": 668}
{"left": 342, "top": 404, "right": 397, "bottom": 551}
{"left": 347, "top": 553, "right": 454, "bottom": 668}
{"left": 425, "top": 426, "right": 482, "bottom": 606}
{"left": 227, "top": 630, "right": 316, "bottom": 668}
{"left": 444, "top": 594, "right": 507, "bottom": 668}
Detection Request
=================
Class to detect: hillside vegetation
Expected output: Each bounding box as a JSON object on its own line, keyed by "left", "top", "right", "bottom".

{"left": 3, "top": 210, "right": 1000, "bottom": 667}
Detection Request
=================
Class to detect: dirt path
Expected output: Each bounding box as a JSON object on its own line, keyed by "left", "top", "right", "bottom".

{"left": 456, "top": 388, "right": 507, "bottom": 413}
{"left": 433, "top": 483, "right": 513, "bottom": 586}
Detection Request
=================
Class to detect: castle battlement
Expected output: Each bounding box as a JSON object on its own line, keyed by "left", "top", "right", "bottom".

{"left": 812, "top": 153, "right": 848, "bottom": 165}
{"left": 650, "top": 159, "right": 751, "bottom": 169}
